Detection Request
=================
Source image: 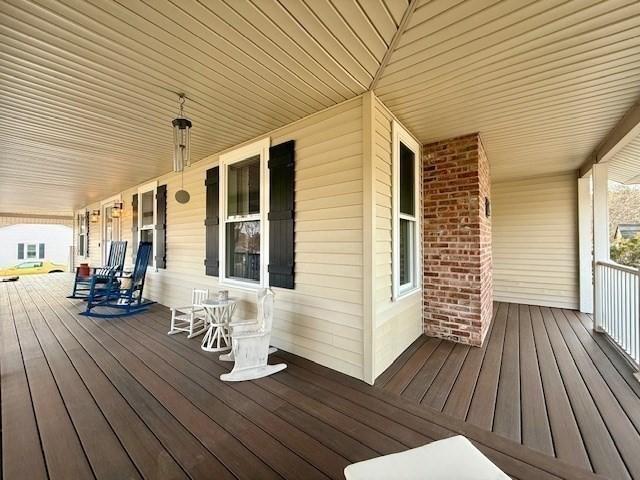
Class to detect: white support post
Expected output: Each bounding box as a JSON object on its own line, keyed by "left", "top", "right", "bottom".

{"left": 592, "top": 163, "right": 609, "bottom": 331}
{"left": 578, "top": 176, "right": 593, "bottom": 313}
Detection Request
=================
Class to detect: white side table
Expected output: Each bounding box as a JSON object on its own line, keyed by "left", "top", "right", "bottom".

{"left": 201, "top": 299, "right": 237, "bottom": 352}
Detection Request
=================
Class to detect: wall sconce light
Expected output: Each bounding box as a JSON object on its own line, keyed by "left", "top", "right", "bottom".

{"left": 111, "top": 201, "right": 123, "bottom": 218}
{"left": 90, "top": 209, "right": 101, "bottom": 223}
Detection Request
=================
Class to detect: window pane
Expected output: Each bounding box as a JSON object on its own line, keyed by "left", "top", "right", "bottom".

{"left": 399, "top": 142, "right": 415, "bottom": 216}
{"left": 27, "top": 244, "right": 36, "bottom": 259}
{"left": 226, "top": 221, "right": 260, "bottom": 282}
{"left": 141, "top": 190, "right": 154, "bottom": 227}
{"left": 399, "top": 219, "right": 414, "bottom": 287}
{"left": 228, "top": 156, "right": 260, "bottom": 217}
{"left": 140, "top": 229, "right": 154, "bottom": 267}
{"left": 79, "top": 235, "right": 85, "bottom": 256}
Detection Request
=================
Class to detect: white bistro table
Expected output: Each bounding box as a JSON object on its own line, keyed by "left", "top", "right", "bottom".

{"left": 201, "top": 298, "right": 237, "bottom": 352}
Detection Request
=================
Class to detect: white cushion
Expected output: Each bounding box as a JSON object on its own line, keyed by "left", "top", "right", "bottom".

{"left": 344, "top": 435, "right": 509, "bottom": 480}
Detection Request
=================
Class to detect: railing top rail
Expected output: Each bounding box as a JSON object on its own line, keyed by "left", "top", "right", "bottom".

{"left": 596, "top": 260, "right": 640, "bottom": 275}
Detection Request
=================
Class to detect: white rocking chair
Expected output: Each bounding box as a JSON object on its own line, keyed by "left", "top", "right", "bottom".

{"left": 168, "top": 288, "right": 209, "bottom": 338}
{"left": 220, "top": 288, "right": 286, "bottom": 382}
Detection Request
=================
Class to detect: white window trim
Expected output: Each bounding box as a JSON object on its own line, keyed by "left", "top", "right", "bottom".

{"left": 101, "top": 194, "right": 122, "bottom": 264}
{"left": 218, "top": 138, "right": 270, "bottom": 290}
{"left": 392, "top": 121, "right": 421, "bottom": 301}
{"left": 138, "top": 180, "right": 158, "bottom": 268}
{"left": 78, "top": 211, "right": 88, "bottom": 258}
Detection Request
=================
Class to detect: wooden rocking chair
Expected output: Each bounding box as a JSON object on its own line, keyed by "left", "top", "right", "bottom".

{"left": 68, "top": 240, "right": 127, "bottom": 299}
{"left": 220, "top": 288, "right": 286, "bottom": 382}
{"left": 80, "top": 242, "right": 154, "bottom": 318}
{"left": 168, "top": 288, "right": 209, "bottom": 338}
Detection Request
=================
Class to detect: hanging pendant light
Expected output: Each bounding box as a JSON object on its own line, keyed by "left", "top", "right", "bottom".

{"left": 172, "top": 94, "right": 192, "bottom": 173}
{"left": 172, "top": 94, "right": 192, "bottom": 204}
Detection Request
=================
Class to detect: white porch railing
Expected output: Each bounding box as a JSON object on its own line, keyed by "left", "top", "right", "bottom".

{"left": 595, "top": 260, "right": 640, "bottom": 370}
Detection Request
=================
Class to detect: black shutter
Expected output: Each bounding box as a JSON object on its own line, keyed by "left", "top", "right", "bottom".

{"left": 39, "top": 243, "right": 45, "bottom": 259}
{"left": 268, "top": 140, "right": 295, "bottom": 289}
{"left": 204, "top": 167, "right": 220, "bottom": 276}
{"left": 85, "top": 211, "right": 90, "bottom": 257}
{"left": 17, "top": 243, "right": 24, "bottom": 260}
{"left": 132, "top": 194, "right": 138, "bottom": 263}
{"left": 155, "top": 185, "right": 167, "bottom": 269}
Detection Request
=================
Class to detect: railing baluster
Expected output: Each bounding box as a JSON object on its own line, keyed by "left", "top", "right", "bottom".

{"left": 595, "top": 261, "right": 640, "bottom": 372}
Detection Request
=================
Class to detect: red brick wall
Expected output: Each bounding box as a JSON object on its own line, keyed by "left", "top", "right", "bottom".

{"left": 422, "top": 134, "right": 492, "bottom": 346}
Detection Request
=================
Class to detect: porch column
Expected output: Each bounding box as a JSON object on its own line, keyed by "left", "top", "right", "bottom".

{"left": 578, "top": 176, "right": 593, "bottom": 313}
{"left": 592, "top": 163, "right": 609, "bottom": 331}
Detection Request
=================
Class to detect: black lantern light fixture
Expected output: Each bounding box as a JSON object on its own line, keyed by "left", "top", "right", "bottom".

{"left": 90, "top": 209, "right": 100, "bottom": 223}
{"left": 111, "top": 201, "right": 123, "bottom": 218}
{"left": 172, "top": 94, "right": 192, "bottom": 173}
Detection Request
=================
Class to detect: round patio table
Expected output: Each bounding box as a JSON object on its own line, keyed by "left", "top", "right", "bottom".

{"left": 200, "top": 298, "right": 237, "bottom": 352}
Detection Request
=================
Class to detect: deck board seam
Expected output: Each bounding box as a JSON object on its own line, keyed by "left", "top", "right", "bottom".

{"left": 30, "top": 276, "right": 240, "bottom": 480}
{"left": 5, "top": 284, "right": 51, "bottom": 480}
{"left": 108, "top": 312, "right": 356, "bottom": 473}
{"left": 13, "top": 283, "right": 100, "bottom": 480}
{"left": 26, "top": 276, "right": 206, "bottom": 480}
{"left": 19, "top": 279, "right": 164, "bottom": 480}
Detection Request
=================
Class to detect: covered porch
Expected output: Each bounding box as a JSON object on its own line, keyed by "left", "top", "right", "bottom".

{"left": 1, "top": 274, "right": 607, "bottom": 480}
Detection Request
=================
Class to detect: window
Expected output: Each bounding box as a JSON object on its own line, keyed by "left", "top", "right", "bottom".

{"left": 219, "top": 138, "right": 270, "bottom": 287}
{"left": 26, "top": 244, "right": 37, "bottom": 259}
{"left": 78, "top": 212, "right": 87, "bottom": 257}
{"left": 138, "top": 182, "right": 157, "bottom": 267}
{"left": 392, "top": 121, "right": 420, "bottom": 300}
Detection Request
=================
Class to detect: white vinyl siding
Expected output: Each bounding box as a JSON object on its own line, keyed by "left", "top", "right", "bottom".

{"left": 492, "top": 173, "right": 579, "bottom": 309}
{"left": 81, "top": 97, "right": 366, "bottom": 379}
{"left": 372, "top": 98, "right": 422, "bottom": 379}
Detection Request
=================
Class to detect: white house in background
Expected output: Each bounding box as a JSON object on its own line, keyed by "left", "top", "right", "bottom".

{"left": 0, "top": 224, "right": 72, "bottom": 269}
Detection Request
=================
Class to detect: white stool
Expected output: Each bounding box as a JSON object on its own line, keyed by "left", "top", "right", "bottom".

{"left": 344, "top": 435, "right": 509, "bottom": 480}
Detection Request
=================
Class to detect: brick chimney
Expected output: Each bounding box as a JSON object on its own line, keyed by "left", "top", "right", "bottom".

{"left": 422, "top": 133, "right": 492, "bottom": 347}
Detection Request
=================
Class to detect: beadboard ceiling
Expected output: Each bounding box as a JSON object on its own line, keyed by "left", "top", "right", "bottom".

{"left": 2, "top": 0, "right": 640, "bottom": 214}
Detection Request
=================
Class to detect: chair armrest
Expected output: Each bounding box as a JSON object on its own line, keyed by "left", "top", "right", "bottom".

{"left": 231, "top": 331, "right": 265, "bottom": 340}
{"left": 229, "top": 319, "right": 257, "bottom": 327}
{"left": 230, "top": 324, "right": 260, "bottom": 336}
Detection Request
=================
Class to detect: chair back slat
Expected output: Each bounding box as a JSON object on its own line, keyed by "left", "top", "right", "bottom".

{"left": 192, "top": 289, "right": 209, "bottom": 307}
{"left": 105, "top": 241, "right": 128, "bottom": 274}
{"left": 132, "top": 242, "right": 152, "bottom": 285}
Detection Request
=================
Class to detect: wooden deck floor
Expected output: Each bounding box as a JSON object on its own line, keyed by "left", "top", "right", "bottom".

{"left": 376, "top": 302, "right": 640, "bottom": 480}
{"left": 1, "top": 276, "right": 608, "bottom": 480}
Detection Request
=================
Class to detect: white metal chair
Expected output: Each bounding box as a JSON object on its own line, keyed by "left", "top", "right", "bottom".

{"left": 220, "top": 288, "right": 286, "bottom": 381}
{"left": 168, "top": 288, "right": 209, "bottom": 338}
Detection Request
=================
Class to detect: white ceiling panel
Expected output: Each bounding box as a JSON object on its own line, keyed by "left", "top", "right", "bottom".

{"left": 0, "top": 0, "right": 404, "bottom": 214}
{"left": 375, "top": 0, "right": 640, "bottom": 182}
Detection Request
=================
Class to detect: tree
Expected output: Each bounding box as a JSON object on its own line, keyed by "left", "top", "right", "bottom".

{"left": 609, "top": 182, "right": 640, "bottom": 240}
{"left": 611, "top": 237, "right": 640, "bottom": 268}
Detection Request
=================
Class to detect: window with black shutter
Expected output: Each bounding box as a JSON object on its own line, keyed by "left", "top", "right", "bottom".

{"left": 268, "top": 140, "right": 295, "bottom": 289}
{"left": 132, "top": 194, "right": 138, "bottom": 262}
{"left": 204, "top": 166, "right": 220, "bottom": 276}
{"left": 85, "top": 210, "right": 90, "bottom": 257}
{"left": 156, "top": 185, "right": 167, "bottom": 269}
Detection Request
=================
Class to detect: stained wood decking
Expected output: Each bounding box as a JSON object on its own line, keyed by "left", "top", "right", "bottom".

{"left": 1, "top": 275, "right": 607, "bottom": 480}
{"left": 376, "top": 302, "right": 640, "bottom": 480}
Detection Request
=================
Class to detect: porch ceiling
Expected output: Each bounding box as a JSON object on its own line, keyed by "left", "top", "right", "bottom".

{"left": 0, "top": 0, "right": 403, "bottom": 214}
{"left": 1, "top": 0, "right": 640, "bottom": 214}
{"left": 375, "top": 0, "right": 640, "bottom": 182}
{"left": 608, "top": 134, "right": 640, "bottom": 184}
